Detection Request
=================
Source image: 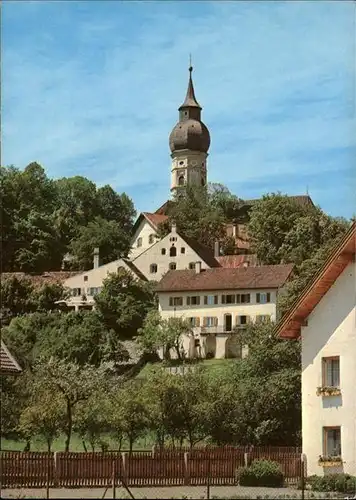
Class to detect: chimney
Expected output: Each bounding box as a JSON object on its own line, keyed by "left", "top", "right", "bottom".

{"left": 171, "top": 220, "right": 177, "bottom": 233}
{"left": 93, "top": 248, "right": 100, "bottom": 269}
{"left": 195, "top": 261, "right": 202, "bottom": 274}
{"left": 214, "top": 241, "right": 220, "bottom": 258}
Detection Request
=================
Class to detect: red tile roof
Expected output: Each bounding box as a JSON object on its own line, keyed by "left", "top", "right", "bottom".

{"left": 217, "top": 254, "right": 258, "bottom": 268}
{"left": 142, "top": 212, "right": 168, "bottom": 229}
{"left": 0, "top": 341, "right": 22, "bottom": 375}
{"left": 156, "top": 264, "right": 294, "bottom": 293}
{"left": 1, "top": 272, "right": 81, "bottom": 288}
{"left": 276, "top": 222, "right": 355, "bottom": 339}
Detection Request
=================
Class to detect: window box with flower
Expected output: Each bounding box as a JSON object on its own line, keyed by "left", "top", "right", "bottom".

{"left": 316, "top": 386, "right": 341, "bottom": 397}
{"left": 318, "top": 455, "right": 343, "bottom": 467}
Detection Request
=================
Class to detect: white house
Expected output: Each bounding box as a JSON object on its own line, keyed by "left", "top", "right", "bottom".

{"left": 276, "top": 222, "right": 356, "bottom": 476}
{"left": 156, "top": 261, "right": 294, "bottom": 359}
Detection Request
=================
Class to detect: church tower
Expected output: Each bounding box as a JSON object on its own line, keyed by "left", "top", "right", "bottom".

{"left": 169, "top": 65, "right": 211, "bottom": 193}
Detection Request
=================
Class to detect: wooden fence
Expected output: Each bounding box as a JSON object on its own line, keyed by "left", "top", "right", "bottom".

{"left": 0, "top": 447, "right": 303, "bottom": 489}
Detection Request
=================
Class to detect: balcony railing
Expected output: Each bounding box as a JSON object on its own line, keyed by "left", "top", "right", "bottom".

{"left": 198, "top": 325, "right": 247, "bottom": 335}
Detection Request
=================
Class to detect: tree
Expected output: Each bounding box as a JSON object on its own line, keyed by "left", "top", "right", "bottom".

{"left": 137, "top": 313, "right": 194, "bottom": 360}
{"left": 18, "top": 388, "right": 65, "bottom": 452}
{"left": 69, "top": 217, "right": 131, "bottom": 270}
{"left": 94, "top": 268, "right": 156, "bottom": 339}
{"left": 0, "top": 276, "right": 36, "bottom": 325}
{"left": 156, "top": 184, "right": 228, "bottom": 248}
{"left": 110, "top": 381, "right": 148, "bottom": 452}
{"left": 32, "top": 358, "right": 112, "bottom": 451}
{"left": 96, "top": 185, "right": 136, "bottom": 227}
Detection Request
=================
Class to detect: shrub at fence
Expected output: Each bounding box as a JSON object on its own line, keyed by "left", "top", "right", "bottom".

{"left": 236, "top": 459, "right": 284, "bottom": 488}
{"left": 305, "top": 473, "right": 356, "bottom": 493}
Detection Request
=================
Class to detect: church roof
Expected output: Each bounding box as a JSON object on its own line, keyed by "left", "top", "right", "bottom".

{"left": 275, "top": 222, "right": 355, "bottom": 339}
{"left": 179, "top": 66, "right": 201, "bottom": 110}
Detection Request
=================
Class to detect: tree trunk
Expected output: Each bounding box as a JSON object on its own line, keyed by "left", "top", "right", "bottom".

{"left": 47, "top": 438, "right": 52, "bottom": 453}
{"left": 82, "top": 440, "right": 88, "bottom": 452}
{"left": 129, "top": 436, "right": 134, "bottom": 454}
{"left": 23, "top": 439, "right": 31, "bottom": 452}
{"left": 64, "top": 399, "right": 72, "bottom": 452}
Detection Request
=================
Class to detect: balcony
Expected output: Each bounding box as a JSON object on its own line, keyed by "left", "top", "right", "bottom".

{"left": 199, "top": 325, "right": 247, "bottom": 335}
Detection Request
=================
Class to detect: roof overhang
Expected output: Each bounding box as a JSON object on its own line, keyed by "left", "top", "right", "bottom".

{"left": 275, "top": 222, "right": 355, "bottom": 340}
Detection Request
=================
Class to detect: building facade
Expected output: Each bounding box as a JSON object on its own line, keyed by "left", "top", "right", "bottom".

{"left": 156, "top": 262, "right": 293, "bottom": 360}
{"left": 276, "top": 222, "right": 356, "bottom": 476}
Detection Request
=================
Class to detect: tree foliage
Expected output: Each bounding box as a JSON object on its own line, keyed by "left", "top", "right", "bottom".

{"left": 1, "top": 164, "right": 136, "bottom": 272}
{"left": 95, "top": 268, "right": 156, "bottom": 339}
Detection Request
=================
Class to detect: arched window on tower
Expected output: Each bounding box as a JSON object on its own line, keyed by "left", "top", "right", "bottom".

{"left": 170, "top": 246, "right": 177, "bottom": 257}
{"left": 178, "top": 175, "right": 185, "bottom": 186}
{"left": 201, "top": 177, "right": 205, "bottom": 186}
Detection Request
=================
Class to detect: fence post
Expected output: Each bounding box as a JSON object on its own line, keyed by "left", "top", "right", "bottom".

{"left": 244, "top": 452, "right": 249, "bottom": 467}
{"left": 121, "top": 452, "right": 127, "bottom": 484}
{"left": 151, "top": 444, "right": 156, "bottom": 458}
{"left": 112, "top": 459, "right": 116, "bottom": 500}
{"left": 53, "top": 452, "right": 58, "bottom": 487}
{"left": 46, "top": 453, "right": 50, "bottom": 499}
{"left": 184, "top": 452, "right": 190, "bottom": 485}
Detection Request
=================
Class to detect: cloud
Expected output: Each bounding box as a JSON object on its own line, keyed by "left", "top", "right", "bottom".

{"left": 2, "top": 0, "right": 355, "bottom": 218}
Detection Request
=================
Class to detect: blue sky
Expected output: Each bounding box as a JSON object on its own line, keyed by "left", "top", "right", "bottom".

{"left": 3, "top": 0, "right": 356, "bottom": 218}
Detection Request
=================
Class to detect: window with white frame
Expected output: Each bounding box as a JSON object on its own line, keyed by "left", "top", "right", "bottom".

{"left": 236, "top": 293, "right": 250, "bottom": 304}
{"left": 148, "top": 234, "right": 155, "bottom": 244}
{"left": 188, "top": 317, "right": 200, "bottom": 327}
{"left": 236, "top": 315, "right": 250, "bottom": 325}
{"left": 256, "top": 292, "right": 271, "bottom": 304}
{"left": 150, "top": 264, "right": 158, "bottom": 274}
{"left": 203, "top": 317, "right": 218, "bottom": 327}
{"left": 204, "top": 295, "right": 218, "bottom": 305}
{"left": 169, "top": 262, "right": 177, "bottom": 270}
{"left": 322, "top": 357, "right": 340, "bottom": 387}
{"left": 221, "top": 294, "right": 236, "bottom": 304}
{"left": 323, "top": 427, "right": 341, "bottom": 457}
{"left": 87, "top": 287, "right": 101, "bottom": 296}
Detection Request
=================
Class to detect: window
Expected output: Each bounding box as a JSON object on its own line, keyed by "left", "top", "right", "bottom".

{"left": 179, "top": 160, "right": 184, "bottom": 165}
{"left": 84, "top": 276, "right": 88, "bottom": 282}
{"left": 194, "top": 339, "right": 200, "bottom": 347}
{"left": 221, "top": 294, "right": 236, "bottom": 304}
{"left": 72, "top": 288, "right": 81, "bottom": 297}
{"left": 88, "top": 287, "right": 101, "bottom": 296}
{"left": 323, "top": 427, "right": 341, "bottom": 457}
{"left": 170, "top": 246, "right": 177, "bottom": 257}
{"left": 187, "top": 296, "right": 200, "bottom": 306}
{"left": 188, "top": 317, "right": 200, "bottom": 327}
{"left": 137, "top": 237, "right": 142, "bottom": 248}
{"left": 237, "top": 315, "right": 250, "bottom": 325}
{"left": 178, "top": 175, "right": 185, "bottom": 186}
{"left": 161, "top": 248, "right": 166, "bottom": 255}
{"left": 189, "top": 262, "right": 195, "bottom": 270}
{"left": 150, "top": 264, "right": 158, "bottom": 274}
{"left": 149, "top": 234, "right": 155, "bottom": 244}
{"left": 256, "top": 315, "right": 270, "bottom": 324}
{"left": 236, "top": 293, "right": 250, "bottom": 304}
{"left": 170, "top": 236, "right": 177, "bottom": 242}
{"left": 322, "top": 357, "right": 340, "bottom": 387}
{"left": 256, "top": 292, "right": 271, "bottom": 304}
{"left": 204, "top": 295, "right": 218, "bottom": 305}
{"left": 169, "top": 262, "right": 177, "bottom": 270}
{"left": 169, "top": 297, "right": 183, "bottom": 307}
{"left": 201, "top": 177, "right": 205, "bottom": 186}
{"left": 203, "top": 317, "right": 218, "bottom": 327}
{"left": 181, "top": 247, "right": 185, "bottom": 254}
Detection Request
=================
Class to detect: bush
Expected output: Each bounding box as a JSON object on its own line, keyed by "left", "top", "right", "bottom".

{"left": 305, "top": 473, "right": 356, "bottom": 493}
{"left": 236, "top": 459, "right": 284, "bottom": 487}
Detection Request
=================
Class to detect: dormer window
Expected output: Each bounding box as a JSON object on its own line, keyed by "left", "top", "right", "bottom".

{"left": 137, "top": 237, "right": 142, "bottom": 248}
{"left": 148, "top": 234, "right": 155, "bottom": 244}
{"left": 170, "top": 246, "right": 177, "bottom": 257}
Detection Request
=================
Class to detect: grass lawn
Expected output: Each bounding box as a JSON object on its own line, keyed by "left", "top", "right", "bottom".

{"left": 1, "top": 433, "right": 156, "bottom": 453}
{"left": 136, "top": 358, "right": 237, "bottom": 380}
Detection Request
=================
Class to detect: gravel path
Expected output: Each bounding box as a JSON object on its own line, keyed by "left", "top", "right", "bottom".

{"left": 0, "top": 485, "right": 344, "bottom": 499}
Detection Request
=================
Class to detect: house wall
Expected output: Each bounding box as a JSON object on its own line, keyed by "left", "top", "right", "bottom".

{"left": 63, "top": 259, "right": 135, "bottom": 309}
{"left": 301, "top": 261, "right": 356, "bottom": 476}
{"left": 132, "top": 229, "right": 212, "bottom": 280}
{"left": 158, "top": 288, "right": 277, "bottom": 359}
{"left": 129, "top": 219, "right": 158, "bottom": 260}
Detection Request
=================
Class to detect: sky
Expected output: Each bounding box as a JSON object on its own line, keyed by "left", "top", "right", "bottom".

{"left": 2, "top": 0, "right": 356, "bottom": 218}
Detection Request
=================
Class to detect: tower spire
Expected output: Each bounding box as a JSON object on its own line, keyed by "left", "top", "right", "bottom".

{"left": 179, "top": 59, "right": 201, "bottom": 110}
